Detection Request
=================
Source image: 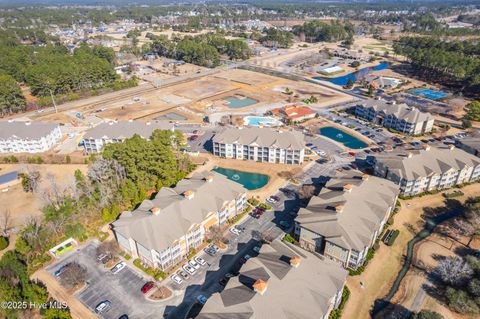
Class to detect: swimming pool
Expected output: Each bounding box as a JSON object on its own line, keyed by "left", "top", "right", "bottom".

{"left": 319, "top": 126, "right": 368, "bottom": 149}
{"left": 314, "top": 62, "right": 390, "bottom": 86}
{"left": 224, "top": 97, "right": 258, "bottom": 109}
{"left": 213, "top": 167, "right": 269, "bottom": 190}
{"left": 155, "top": 112, "right": 188, "bottom": 121}
{"left": 244, "top": 116, "right": 282, "bottom": 127}
{"left": 409, "top": 88, "right": 448, "bottom": 100}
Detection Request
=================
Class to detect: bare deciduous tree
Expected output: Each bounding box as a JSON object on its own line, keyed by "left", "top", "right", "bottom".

{"left": 207, "top": 225, "right": 224, "bottom": 244}
{"left": 435, "top": 256, "right": 473, "bottom": 286}
{"left": 96, "top": 240, "right": 120, "bottom": 258}
{"left": 299, "top": 185, "right": 316, "bottom": 200}
{"left": 61, "top": 262, "right": 87, "bottom": 288}
{"left": 0, "top": 210, "right": 13, "bottom": 237}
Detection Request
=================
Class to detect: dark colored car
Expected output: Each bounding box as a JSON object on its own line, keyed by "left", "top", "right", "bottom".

{"left": 119, "top": 315, "right": 129, "bottom": 319}
{"left": 141, "top": 281, "right": 155, "bottom": 294}
{"left": 219, "top": 278, "right": 228, "bottom": 286}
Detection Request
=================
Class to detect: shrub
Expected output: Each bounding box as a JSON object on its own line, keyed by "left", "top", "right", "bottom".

{"left": 258, "top": 203, "right": 272, "bottom": 211}
{"left": 387, "top": 216, "right": 394, "bottom": 225}
{"left": 0, "top": 236, "right": 9, "bottom": 250}
{"left": 283, "top": 234, "right": 296, "bottom": 244}
{"left": 329, "top": 286, "right": 350, "bottom": 319}
{"left": 413, "top": 310, "right": 444, "bottom": 319}
{"left": 248, "top": 198, "right": 260, "bottom": 206}
{"left": 133, "top": 258, "right": 166, "bottom": 280}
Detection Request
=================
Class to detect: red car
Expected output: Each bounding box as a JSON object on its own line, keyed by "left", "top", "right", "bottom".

{"left": 189, "top": 135, "right": 199, "bottom": 140}
{"left": 348, "top": 152, "right": 356, "bottom": 157}
{"left": 254, "top": 208, "right": 264, "bottom": 215}
{"left": 141, "top": 282, "right": 155, "bottom": 294}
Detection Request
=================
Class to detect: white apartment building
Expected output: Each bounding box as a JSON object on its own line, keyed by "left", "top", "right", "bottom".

{"left": 212, "top": 127, "right": 305, "bottom": 164}
{"left": 0, "top": 120, "right": 62, "bottom": 153}
{"left": 294, "top": 172, "right": 399, "bottom": 270}
{"left": 355, "top": 100, "right": 434, "bottom": 135}
{"left": 370, "top": 145, "right": 480, "bottom": 196}
{"left": 112, "top": 172, "right": 247, "bottom": 271}
{"left": 83, "top": 120, "right": 174, "bottom": 153}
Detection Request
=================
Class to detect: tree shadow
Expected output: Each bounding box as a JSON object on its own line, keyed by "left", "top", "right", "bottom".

{"left": 371, "top": 299, "right": 414, "bottom": 319}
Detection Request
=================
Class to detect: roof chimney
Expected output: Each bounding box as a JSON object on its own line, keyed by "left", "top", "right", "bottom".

{"left": 253, "top": 279, "right": 268, "bottom": 295}
{"left": 343, "top": 184, "right": 353, "bottom": 192}
{"left": 449, "top": 145, "right": 455, "bottom": 151}
{"left": 406, "top": 152, "right": 413, "bottom": 159}
{"left": 422, "top": 144, "right": 431, "bottom": 151}
{"left": 150, "top": 207, "right": 161, "bottom": 215}
{"left": 290, "top": 257, "right": 301, "bottom": 268}
{"left": 335, "top": 204, "right": 344, "bottom": 213}
{"left": 146, "top": 121, "right": 151, "bottom": 126}
{"left": 362, "top": 174, "right": 369, "bottom": 181}
{"left": 205, "top": 175, "right": 214, "bottom": 183}
{"left": 184, "top": 190, "right": 194, "bottom": 200}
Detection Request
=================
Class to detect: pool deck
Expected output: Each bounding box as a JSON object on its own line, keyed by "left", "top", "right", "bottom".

{"left": 191, "top": 154, "right": 309, "bottom": 200}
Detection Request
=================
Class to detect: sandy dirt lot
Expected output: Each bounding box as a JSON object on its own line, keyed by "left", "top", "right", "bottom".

{"left": 342, "top": 183, "right": 480, "bottom": 319}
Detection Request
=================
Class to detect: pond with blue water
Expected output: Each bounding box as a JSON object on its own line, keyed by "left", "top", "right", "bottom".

{"left": 319, "top": 126, "right": 368, "bottom": 149}
{"left": 314, "top": 62, "right": 390, "bottom": 86}
{"left": 213, "top": 167, "right": 269, "bottom": 190}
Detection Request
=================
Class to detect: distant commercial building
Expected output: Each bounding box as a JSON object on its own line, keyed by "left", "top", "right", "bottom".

{"left": 112, "top": 172, "right": 247, "bottom": 271}
{"left": 365, "top": 75, "right": 404, "bottom": 90}
{"left": 212, "top": 127, "right": 305, "bottom": 164}
{"left": 83, "top": 120, "right": 174, "bottom": 153}
{"left": 271, "top": 104, "right": 317, "bottom": 123}
{"left": 295, "top": 171, "right": 399, "bottom": 269}
{"left": 355, "top": 100, "right": 434, "bottom": 135}
{"left": 369, "top": 145, "right": 480, "bottom": 196}
{"left": 0, "top": 121, "right": 62, "bottom": 153}
{"left": 197, "top": 240, "right": 348, "bottom": 319}
{"left": 456, "top": 137, "right": 480, "bottom": 157}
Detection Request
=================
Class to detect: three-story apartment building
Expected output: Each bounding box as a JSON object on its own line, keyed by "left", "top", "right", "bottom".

{"left": 212, "top": 127, "right": 305, "bottom": 164}
{"left": 369, "top": 145, "right": 480, "bottom": 196}
{"left": 112, "top": 172, "right": 247, "bottom": 271}
{"left": 355, "top": 100, "right": 434, "bottom": 135}
{"left": 294, "top": 172, "right": 399, "bottom": 270}
{"left": 83, "top": 120, "right": 174, "bottom": 153}
{"left": 0, "top": 120, "right": 62, "bottom": 153}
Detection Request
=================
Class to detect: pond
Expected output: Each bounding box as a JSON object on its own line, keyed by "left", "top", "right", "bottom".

{"left": 319, "top": 126, "right": 368, "bottom": 149}
{"left": 212, "top": 167, "right": 269, "bottom": 190}
{"left": 224, "top": 97, "right": 258, "bottom": 109}
{"left": 313, "top": 62, "right": 390, "bottom": 86}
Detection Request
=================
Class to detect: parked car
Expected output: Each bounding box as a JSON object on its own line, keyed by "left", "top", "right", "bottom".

{"left": 188, "top": 259, "right": 200, "bottom": 270}
{"left": 118, "top": 315, "right": 129, "bottom": 319}
{"left": 54, "top": 264, "right": 68, "bottom": 277}
{"left": 229, "top": 227, "right": 241, "bottom": 236}
{"left": 279, "top": 221, "right": 291, "bottom": 230}
{"left": 95, "top": 300, "right": 112, "bottom": 314}
{"left": 171, "top": 274, "right": 183, "bottom": 285}
{"left": 194, "top": 256, "right": 206, "bottom": 266}
{"left": 141, "top": 281, "right": 155, "bottom": 294}
{"left": 197, "top": 295, "right": 208, "bottom": 305}
{"left": 266, "top": 196, "right": 279, "bottom": 204}
{"left": 178, "top": 270, "right": 189, "bottom": 280}
{"left": 183, "top": 264, "right": 196, "bottom": 275}
{"left": 111, "top": 261, "right": 126, "bottom": 274}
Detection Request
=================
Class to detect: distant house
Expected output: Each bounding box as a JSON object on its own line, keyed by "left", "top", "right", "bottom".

{"left": 295, "top": 171, "right": 399, "bottom": 269}
{"left": 197, "top": 239, "right": 348, "bottom": 319}
{"left": 271, "top": 104, "right": 317, "bottom": 123}
{"left": 365, "top": 75, "right": 404, "bottom": 90}
{"left": 355, "top": 100, "right": 434, "bottom": 135}
{"left": 212, "top": 127, "right": 305, "bottom": 164}
{"left": 0, "top": 121, "right": 62, "bottom": 153}
{"left": 369, "top": 145, "right": 480, "bottom": 196}
{"left": 112, "top": 172, "right": 247, "bottom": 270}
{"left": 83, "top": 120, "right": 174, "bottom": 153}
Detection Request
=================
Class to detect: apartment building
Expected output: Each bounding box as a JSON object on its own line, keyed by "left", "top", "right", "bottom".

{"left": 112, "top": 172, "right": 247, "bottom": 271}
{"left": 0, "top": 120, "right": 62, "bottom": 153}
{"left": 197, "top": 240, "right": 347, "bottom": 319}
{"left": 355, "top": 100, "right": 434, "bottom": 135}
{"left": 369, "top": 145, "right": 480, "bottom": 196}
{"left": 456, "top": 137, "right": 480, "bottom": 157}
{"left": 295, "top": 171, "right": 399, "bottom": 270}
{"left": 83, "top": 120, "right": 174, "bottom": 153}
{"left": 212, "top": 127, "right": 305, "bottom": 164}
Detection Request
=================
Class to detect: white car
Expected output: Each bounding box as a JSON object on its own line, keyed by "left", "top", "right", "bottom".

{"left": 194, "top": 256, "right": 206, "bottom": 266}
{"left": 110, "top": 261, "right": 126, "bottom": 274}
{"left": 266, "top": 196, "right": 278, "bottom": 204}
{"left": 95, "top": 300, "right": 111, "bottom": 314}
{"left": 188, "top": 259, "right": 200, "bottom": 270}
{"left": 317, "top": 150, "right": 326, "bottom": 156}
{"left": 170, "top": 274, "right": 183, "bottom": 285}
{"left": 183, "top": 264, "right": 196, "bottom": 275}
{"left": 229, "top": 227, "right": 241, "bottom": 236}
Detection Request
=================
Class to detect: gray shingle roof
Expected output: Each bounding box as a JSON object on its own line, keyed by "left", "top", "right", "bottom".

{"left": 84, "top": 120, "right": 173, "bottom": 140}
{"left": 212, "top": 127, "right": 305, "bottom": 150}
{"left": 359, "top": 100, "right": 433, "bottom": 124}
{"left": 112, "top": 171, "right": 246, "bottom": 252}
{"left": 373, "top": 145, "right": 480, "bottom": 180}
{"left": 296, "top": 171, "right": 399, "bottom": 251}
{"left": 197, "top": 240, "right": 347, "bottom": 319}
{"left": 456, "top": 137, "right": 480, "bottom": 155}
{"left": 0, "top": 121, "right": 59, "bottom": 140}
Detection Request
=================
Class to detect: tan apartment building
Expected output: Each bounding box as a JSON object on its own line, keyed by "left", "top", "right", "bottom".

{"left": 197, "top": 240, "right": 347, "bottom": 319}
{"left": 112, "top": 172, "right": 247, "bottom": 270}
{"left": 294, "top": 171, "right": 399, "bottom": 269}
{"left": 369, "top": 144, "right": 480, "bottom": 196}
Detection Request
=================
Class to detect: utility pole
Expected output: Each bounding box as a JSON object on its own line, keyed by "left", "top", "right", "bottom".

{"left": 49, "top": 89, "right": 58, "bottom": 113}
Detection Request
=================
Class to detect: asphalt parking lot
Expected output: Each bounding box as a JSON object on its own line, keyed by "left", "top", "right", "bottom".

{"left": 47, "top": 241, "right": 166, "bottom": 319}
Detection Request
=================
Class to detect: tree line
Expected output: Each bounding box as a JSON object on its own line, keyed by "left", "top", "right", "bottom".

{"left": 292, "top": 20, "right": 354, "bottom": 43}
{"left": 393, "top": 36, "right": 480, "bottom": 96}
